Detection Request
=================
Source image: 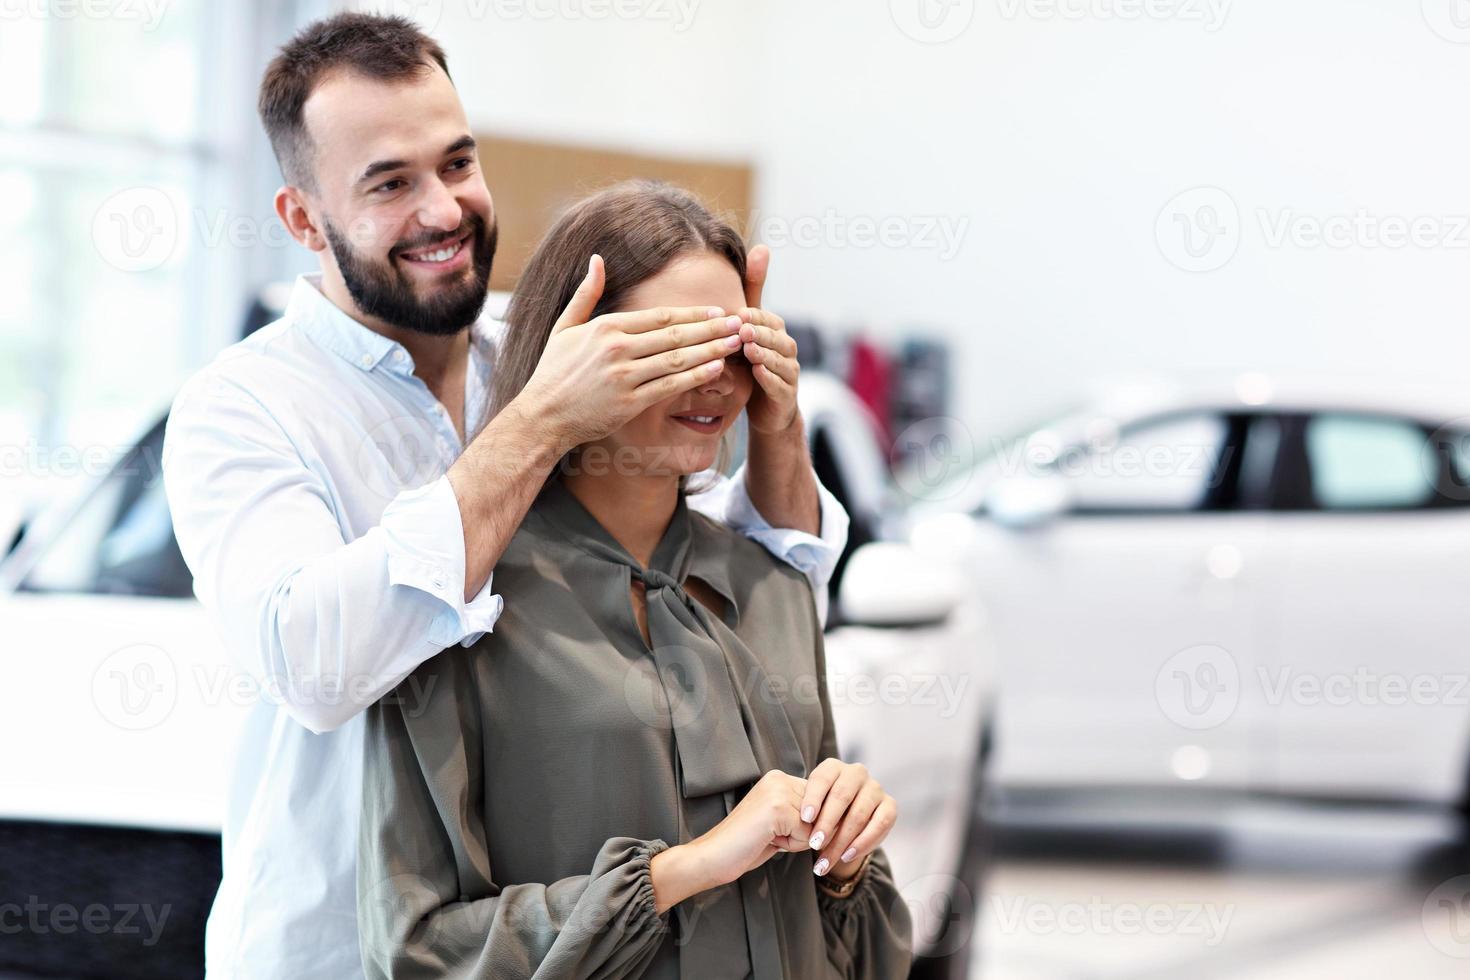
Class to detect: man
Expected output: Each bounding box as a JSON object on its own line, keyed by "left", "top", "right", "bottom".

{"left": 161, "top": 12, "right": 847, "bottom": 979}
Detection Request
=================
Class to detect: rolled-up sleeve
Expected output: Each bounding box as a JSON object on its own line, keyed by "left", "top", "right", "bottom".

{"left": 359, "top": 652, "right": 672, "bottom": 979}
{"left": 687, "top": 462, "right": 849, "bottom": 625}
{"left": 380, "top": 476, "right": 503, "bottom": 648}
{"left": 162, "top": 373, "right": 502, "bottom": 734}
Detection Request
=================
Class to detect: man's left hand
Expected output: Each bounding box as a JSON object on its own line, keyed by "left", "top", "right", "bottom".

{"left": 739, "top": 244, "right": 802, "bottom": 435}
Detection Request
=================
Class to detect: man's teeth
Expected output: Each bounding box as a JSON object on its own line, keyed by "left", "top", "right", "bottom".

{"left": 406, "top": 241, "right": 462, "bottom": 262}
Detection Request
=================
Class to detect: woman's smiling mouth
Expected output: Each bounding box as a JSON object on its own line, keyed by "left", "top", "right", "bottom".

{"left": 671, "top": 413, "right": 723, "bottom": 434}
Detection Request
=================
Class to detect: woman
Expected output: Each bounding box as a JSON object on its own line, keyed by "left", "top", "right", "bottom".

{"left": 358, "top": 181, "right": 913, "bottom": 979}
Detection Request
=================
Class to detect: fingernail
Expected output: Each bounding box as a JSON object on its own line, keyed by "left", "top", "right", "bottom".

{"left": 809, "top": 831, "right": 825, "bottom": 850}
{"left": 724, "top": 315, "right": 742, "bottom": 331}
{"left": 813, "top": 858, "right": 830, "bottom": 876}
{"left": 707, "top": 307, "right": 724, "bottom": 317}
{"left": 841, "top": 847, "right": 857, "bottom": 863}
{"left": 724, "top": 335, "right": 741, "bottom": 349}
{"left": 801, "top": 805, "right": 815, "bottom": 822}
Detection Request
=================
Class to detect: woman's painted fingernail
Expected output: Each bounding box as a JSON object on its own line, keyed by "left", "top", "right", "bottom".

{"left": 801, "top": 805, "right": 815, "bottom": 823}
{"left": 841, "top": 847, "right": 858, "bottom": 863}
{"left": 813, "top": 858, "right": 830, "bottom": 876}
{"left": 809, "top": 831, "right": 825, "bottom": 850}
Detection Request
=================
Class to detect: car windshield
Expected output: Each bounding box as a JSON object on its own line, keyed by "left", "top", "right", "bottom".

{"left": 893, "top": 406, "right": 1082, "bottom": 505}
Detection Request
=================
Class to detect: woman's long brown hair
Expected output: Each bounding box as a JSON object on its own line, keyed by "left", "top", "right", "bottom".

{"left": 492, "top": 180, "right": 748, "bottom": 420}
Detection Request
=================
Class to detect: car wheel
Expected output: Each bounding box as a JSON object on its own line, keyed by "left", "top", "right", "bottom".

{"left": 0, "top": 820, "right": 220, "bottom": 979}
{"left": 908, "top": 722, "right": 993, "bottom": 980}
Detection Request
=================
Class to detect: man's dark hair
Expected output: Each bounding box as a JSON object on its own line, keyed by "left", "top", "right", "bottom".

{"left": 258, "top": 13, "right": 451, "bottom": 190}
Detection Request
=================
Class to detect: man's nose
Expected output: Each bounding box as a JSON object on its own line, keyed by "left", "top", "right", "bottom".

{"left": 415, "top": 178, "right": 463, "bottom": 232}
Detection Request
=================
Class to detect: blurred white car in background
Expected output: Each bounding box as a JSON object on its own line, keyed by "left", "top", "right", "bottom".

{"left": 903, "top": 374, "right": 1470, "bottom": 834}
{"left": 0, "top": 361, "right": 994, "bottom": 977}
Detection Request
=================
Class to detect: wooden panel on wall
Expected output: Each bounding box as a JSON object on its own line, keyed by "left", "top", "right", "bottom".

{"left": 476, "top": 134, "right": 755, "bottom": 292}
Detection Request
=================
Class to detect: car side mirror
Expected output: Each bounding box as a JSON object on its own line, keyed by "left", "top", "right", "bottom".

{"left": 985, "top": 475, "right": 1070, "bottom": 530}
{"left": 837, "top": 542, "right": 964, "bottom": 628}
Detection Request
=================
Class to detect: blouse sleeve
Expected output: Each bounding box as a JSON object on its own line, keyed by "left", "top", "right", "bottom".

{"left": 357, "top": 651, "right": 671, "bottom": 980}
{"left": 810, "top": 626, "right": 916, "bottom": 980}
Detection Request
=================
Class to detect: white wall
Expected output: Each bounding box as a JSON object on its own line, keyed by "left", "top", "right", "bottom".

{"left": 398, "top": 0, "right": 1470, "bottom": 442}
{"left": 428, "top": 0, "right": 763, "bottom": 160}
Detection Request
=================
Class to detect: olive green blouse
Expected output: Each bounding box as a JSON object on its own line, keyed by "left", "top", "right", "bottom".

{"left": 357, "top": 479, "right": 913, "bottom": 979}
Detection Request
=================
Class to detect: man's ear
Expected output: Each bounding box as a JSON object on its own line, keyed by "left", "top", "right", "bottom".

{"left": 275, "top": 185, "right": 327, "bottom": 253}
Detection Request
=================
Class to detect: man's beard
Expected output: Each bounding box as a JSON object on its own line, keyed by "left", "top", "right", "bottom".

{"left": 323, "top": 212, "right": 497, "bottom": 337}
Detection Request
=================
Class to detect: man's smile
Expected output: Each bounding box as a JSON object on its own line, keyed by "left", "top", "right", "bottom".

{"left": 397, "top": 230, "right": 472, "bottom": 273}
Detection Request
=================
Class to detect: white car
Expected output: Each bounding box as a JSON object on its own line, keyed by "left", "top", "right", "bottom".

{"left": 1, "top": 372, "right": 994, "bottom": 978}
{"left": 903, "top": 373, "right": 1470, "bottom": 829}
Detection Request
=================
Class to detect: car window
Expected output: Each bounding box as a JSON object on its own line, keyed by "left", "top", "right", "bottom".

{"left": 20, "top": 419, "right": 194, "bottom": 598}
{"left": 1061, "top": 413, "right": 1229, "bottom": 512}
{"left": 1304, "top": 414, "right": 1435, "bottom": 510}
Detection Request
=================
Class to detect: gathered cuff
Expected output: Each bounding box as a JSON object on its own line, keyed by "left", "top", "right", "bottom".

{"left": 608, "top": 837, "right": 673, "bottom": 933}
{"left": 817, "top": 856, "right": 884, "bottom": 917}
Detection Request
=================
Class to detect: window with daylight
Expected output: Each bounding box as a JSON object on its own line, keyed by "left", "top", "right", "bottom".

{"left": 0, "top": 1, "right": 312, "bottom": 535}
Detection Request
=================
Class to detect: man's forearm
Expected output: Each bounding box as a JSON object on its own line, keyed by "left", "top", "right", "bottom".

{"left": 744, "top": 419, "right": 821, "bottom": 536}
{"left": 447, "top": 396, "right": 566, "bottom": 601}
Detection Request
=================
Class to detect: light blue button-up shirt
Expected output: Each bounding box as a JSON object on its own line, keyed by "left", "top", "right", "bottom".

{"left": 160, "top": 274, "right": 848, "bottom": 980}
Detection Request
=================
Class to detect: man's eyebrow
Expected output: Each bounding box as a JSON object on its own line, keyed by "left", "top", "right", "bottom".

{"left": 358, "top": 158, "right": 408, "bottom": 185}
{"left": 356, "top": 137, "right": 475, "bottom": 185}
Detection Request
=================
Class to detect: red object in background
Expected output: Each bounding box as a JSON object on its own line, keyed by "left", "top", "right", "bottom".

{"left": 847, "top": 338, "right": 894, "bottom": 446}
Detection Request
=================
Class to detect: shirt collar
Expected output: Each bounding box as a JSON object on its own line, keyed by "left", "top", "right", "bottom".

{"left": 286, "top": 274, "right": 400, "bottom": 372}
{"left": 285, "top": 273, "right": 500, "bottom": 382}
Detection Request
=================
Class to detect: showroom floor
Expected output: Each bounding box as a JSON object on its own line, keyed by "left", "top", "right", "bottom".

{"left": 970, "top": 801, "right": 1469, "bottom": 979}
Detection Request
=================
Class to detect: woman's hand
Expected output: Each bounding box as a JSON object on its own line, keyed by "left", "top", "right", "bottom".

{"left": 798, "top": 759, "right": 898, "bottom": 882}
{"left": 520, "top": 254, "right": 745, "bottom": 452}
{"left": 695, "top": 769, "right": 812, "bottom": 885}
{"left": 650, "top": 769, "right": 810, "bottom": 913}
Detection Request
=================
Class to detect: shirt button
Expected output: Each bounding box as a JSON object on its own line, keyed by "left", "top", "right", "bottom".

{"left": 359, "top": 354, "right": 373, "bottom": 368}
{"left": 393, "top": 350, "right": 406, "bottom": 363}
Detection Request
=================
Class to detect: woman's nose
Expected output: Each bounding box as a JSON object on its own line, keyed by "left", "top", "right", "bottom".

{"left": 698, "top": 361, "right": 737, "bottom": 396}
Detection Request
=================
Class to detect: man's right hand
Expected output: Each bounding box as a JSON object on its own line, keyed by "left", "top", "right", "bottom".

{"left": 516, "top": 254, "right": 746, "bottom": 454}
